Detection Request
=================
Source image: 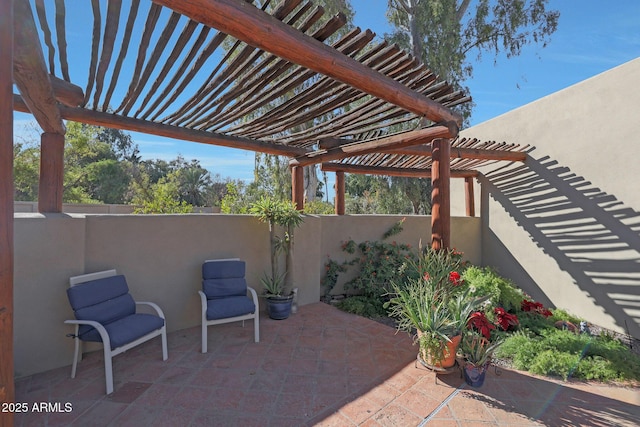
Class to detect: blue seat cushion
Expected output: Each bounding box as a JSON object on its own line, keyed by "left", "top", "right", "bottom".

{"left": 206, "top": 296, "right": 255, "bottom": 320}
{"left": 78, "top": 313, "right": 165, "bottom": 350}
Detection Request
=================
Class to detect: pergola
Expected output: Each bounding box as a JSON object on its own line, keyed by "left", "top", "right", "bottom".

{"left": 0, "top": 0, "right": 528, "bottom": 411}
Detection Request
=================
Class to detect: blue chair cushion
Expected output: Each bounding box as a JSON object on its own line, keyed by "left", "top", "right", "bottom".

{"left": 78, "top": 313, "right": 165, "bottom": 350}
{"left": 202, "top": 260, "right": 248, "bottom": 299}
{"left": 203, "top": 277, "right": 248, "bottom": 299}
{"left": 67, "top": 275, "right": 131, "bottom": 310}
{"left": 67, "top": 275, "right": 137, "bottom": 325}
{"left": 206, "top": 296, "right": 255, "bottom": 320}
{"left": 202, "top": 260, "right": 245, "bottom": 280}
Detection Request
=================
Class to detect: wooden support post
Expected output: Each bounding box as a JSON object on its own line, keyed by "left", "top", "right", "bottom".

{"left": 465, "top": 176, "right": 475, "bottom": 217}
{"left": 0, "top": 0, "right": 14, "bottom": 420}
{"left": 291, "top": 165, "right": 304, "bottom": 211}
{"left": 335, "top": 171, "right": 345, "bottom": 215}
{"left": 39, "top": 133, "right": 65, "bottom": 213}
{"left": 431, "top": 138, "right": 451, "bottom": 250}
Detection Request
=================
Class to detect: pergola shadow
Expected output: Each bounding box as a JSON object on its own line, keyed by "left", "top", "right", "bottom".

{"left": 437, "top": 368, "right": 640, "bottom": 426}
{"left": 481, "top": 155, "right": 640, "bottom": 338}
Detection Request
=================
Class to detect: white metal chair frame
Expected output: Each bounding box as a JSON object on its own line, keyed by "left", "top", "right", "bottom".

{"left": 199, "top": 259, "right": 260, "bottom": 353}
{"left": 65, "top": 269, "right": 168, "bottom": 394}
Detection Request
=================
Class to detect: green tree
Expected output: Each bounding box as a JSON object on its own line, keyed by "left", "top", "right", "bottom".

{"left": 348, "top": 0, "right": 560, "bottom": 214}
{"left": 345, "top": 174, "right": 415, "bottom": 214}
{"left": 132, "top": 170, "right": 194, "bottom": 214}
{"left": 63, "top": 122, "right": 134, "bottom": 204}
{"left": 220, "top": 181, "right": 252, "bottom": 214}
{"left": 13, "top": 141, "right": 40, "bottom": 201}
{"left": 386, "top": 0, "right": 560, "bottom": 120}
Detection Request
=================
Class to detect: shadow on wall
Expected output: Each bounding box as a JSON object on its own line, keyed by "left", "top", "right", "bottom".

{"left": 481, "top": 155, "right": 640, "bottom": 338}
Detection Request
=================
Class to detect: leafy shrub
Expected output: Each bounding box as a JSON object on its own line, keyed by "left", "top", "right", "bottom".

{"left": 321, "top": 219, "right": 414, "bottom": 301}
{"left": 529, "top": 350, "right": 581, "bottom": 380}
{"left": 550, "top": 308, "right": 583, "bottom": 325}
{"left": 336, "top": 295, "right": 387, "bottom": 318}
{"left": 517, "top": 311, "right": 556, "bottom": 335}
{"left": 303, "top": 200, "right": 335, "bottom": 214}
{"left": 496, "top": 328, "right": 640, "bottom": 382}
{"left": 496, "top": 331, "right": 541, "bottom": 369}
{"left": 462, "top": 266, "right": 524, "bottom": 311}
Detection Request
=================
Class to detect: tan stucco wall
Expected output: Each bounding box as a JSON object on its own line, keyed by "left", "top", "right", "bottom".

{"left": 13, "top": 213, "right": 480, "bottom": 377}
{"left": 458, "top": 57, "right": 640, "bottom": 337}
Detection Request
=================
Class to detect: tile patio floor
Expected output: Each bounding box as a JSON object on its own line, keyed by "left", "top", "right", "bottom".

{"left": 13, "top": 302, "right": 640, "bottom": 426}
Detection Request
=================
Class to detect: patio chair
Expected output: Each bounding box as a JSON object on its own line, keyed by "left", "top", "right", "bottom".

{"left": 65, "top": 269, "right": 168, "bottom": 394}
{"left": 199, "top": 259, "right": 260, "bottom": 353}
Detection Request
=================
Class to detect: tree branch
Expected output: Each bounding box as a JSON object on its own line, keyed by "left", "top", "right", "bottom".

{"left": 456, "top": 0, "right": 472, "bottom": 21}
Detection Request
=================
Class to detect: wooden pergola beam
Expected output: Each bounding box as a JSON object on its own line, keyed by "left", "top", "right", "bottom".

{"left": 0, "top": 0, "right": 14, "bottom": 418}
{"left": 50, "top": 75, "right": 85, "bottom": 107}
{"left": 13, "top": 96, "right": 309, "bottom": 157}
{"left": 13, "top": 0, "right": 64, "bottom": 135}
{"left": 291, "top": 125, "right": 455, "bottom": 167}
{"left": 321, "top": 162, "right": 478, "bottom": 178}
{"left": 384, "top": 144, "right": 527, "bottom": 162}
{"left": 153, "top": 0, "right": 463, "bottom": 128}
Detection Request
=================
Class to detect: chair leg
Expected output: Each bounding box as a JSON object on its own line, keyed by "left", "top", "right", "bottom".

{"left": 103, "top": 346, "right": 114, "bottom": 395}
{"left": 254, "top": 313, "right": 260, "bottom": 343}
{"left": 71, "top": 336, "right": 80, "bottom": 379}
{"left": 201, "top": 322, "right": 208, "bottom": 353}
{"left": 161, "top": 328, "right": 168, "bottom": 361}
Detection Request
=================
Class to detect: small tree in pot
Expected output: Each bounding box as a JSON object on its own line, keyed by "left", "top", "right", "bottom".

{"left": 250, "top": 196, "right": 304, "bottom": 319}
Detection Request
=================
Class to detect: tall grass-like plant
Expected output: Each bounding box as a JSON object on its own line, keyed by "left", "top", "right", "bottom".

{"left": 386, "top": 277, "right": 459, "bottom": 363}
{"left": 460, "top": 330, "right": 503, "bottom": 368}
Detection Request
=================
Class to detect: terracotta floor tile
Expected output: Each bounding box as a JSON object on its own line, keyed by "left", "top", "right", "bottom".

{"left": 12, "top": 303, "right": 640, "bottom": 427}
{"left": 106, "top": 381, "right": 152, "bottom": 404}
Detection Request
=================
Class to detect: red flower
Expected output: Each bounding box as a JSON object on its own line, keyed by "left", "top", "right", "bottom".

{"left": 423, "top": 272, "right": 431, "bottom": 281}
{"left": 521, "top": 299, "right": 553, "bottom": 318}
{"left": 467, "top": 311, "right": 495, "bottom": 340}
{"left": 448, "top": 271, "right": 462, "bottom": 286}
{"left": 494, "top": 307, "right": 519, "bottom": 331}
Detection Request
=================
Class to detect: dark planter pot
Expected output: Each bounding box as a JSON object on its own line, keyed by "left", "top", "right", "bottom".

{"left": 463, "top": 363, "right": 488, "bottom": 387}
{"left": 266, "top": 294, "right": 294, "bottom": 320}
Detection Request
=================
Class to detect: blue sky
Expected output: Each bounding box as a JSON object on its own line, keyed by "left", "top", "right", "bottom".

{"left": 14, "top": 0, "right": 640, "bottom": 187}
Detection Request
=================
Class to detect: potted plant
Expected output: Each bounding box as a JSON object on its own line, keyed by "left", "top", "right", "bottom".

{"left": 458, "top": 330, "right": 503, "bottom": 387}
{"left": 385, "top": 247, "right": 487, "bottom": 370}
{"left": 250, "top": 196, "right": 304, "bottom": 320}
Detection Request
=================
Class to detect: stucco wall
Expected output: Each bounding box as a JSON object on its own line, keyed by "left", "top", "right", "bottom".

{"left": 458, "top": 57, "right": 640, "bottom": 337}
{"left": 13, "top": 213, "right": 480, "bottom": 377}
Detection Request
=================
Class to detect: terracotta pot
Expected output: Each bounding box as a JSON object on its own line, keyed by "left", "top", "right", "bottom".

{"left": 420, "top": 334, "right": 461, "bottom": 369}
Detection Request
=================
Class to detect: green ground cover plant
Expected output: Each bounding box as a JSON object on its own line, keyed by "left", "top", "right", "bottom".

{"left": 323, "top": 223, "right": 640, "bottom": 383}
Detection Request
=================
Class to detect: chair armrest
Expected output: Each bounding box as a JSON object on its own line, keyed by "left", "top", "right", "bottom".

{"left": 64, "top": 319, "right": 112, "bottom": 349}
{"left": 135, "top": 301, "right": 166, "bottom": 320}
{"left": 247, "top": 287, "right": 259, "bottom": 310}
{"left": 198, "top": 290, "right": 208, "bottom": 316}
